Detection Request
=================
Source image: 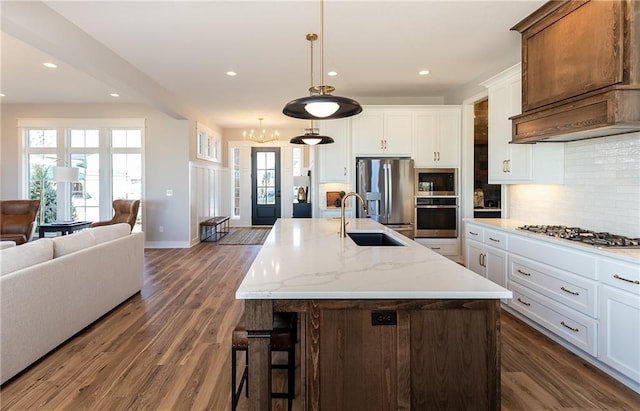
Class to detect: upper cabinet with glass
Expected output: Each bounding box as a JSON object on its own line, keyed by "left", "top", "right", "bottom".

{"left": 196, "top": 122, "right": 221, "bottom": 163}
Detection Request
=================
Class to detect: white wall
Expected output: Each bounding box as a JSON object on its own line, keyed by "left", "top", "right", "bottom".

{"left": 0, "top": 103, "right": 193, "bottom": 246}
{"left": 508, "top": 133, "right": 640, "bottom": 237}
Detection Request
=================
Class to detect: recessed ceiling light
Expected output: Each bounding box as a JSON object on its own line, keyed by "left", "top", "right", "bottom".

{"left": 110, "top": 93, "right": 120, "bottom": 97}
{"left": 327, "top": 71, "right": 338, "bottom": 77}
{"left": 43, "top": 62, "right": 58, "bottom": 69}
{"left": 226, "top": 71, "right": 237, "bottom": 76}
{"left": 419, "top": 70, "right": 430, "bottom": 76}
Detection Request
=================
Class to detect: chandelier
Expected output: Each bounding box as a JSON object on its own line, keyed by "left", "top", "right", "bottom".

{"left": 282, "top": 0, "right": 361, "bottom": 120}
{"left": 243, "top": 118, "right": 279, "bottom": 144}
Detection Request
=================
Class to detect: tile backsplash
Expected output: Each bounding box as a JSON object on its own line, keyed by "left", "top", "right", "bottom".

{"left": 509, "top": 132, "right": 640, "bottom": 237}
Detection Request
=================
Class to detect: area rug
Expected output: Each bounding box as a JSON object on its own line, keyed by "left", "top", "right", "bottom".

{"left": 217, "top": 227, "right": 271, "bottom": 245}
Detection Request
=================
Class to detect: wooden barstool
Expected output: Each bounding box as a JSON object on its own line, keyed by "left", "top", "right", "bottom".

{"left": 231, "top": 312, "right": 297, "bottom": 411}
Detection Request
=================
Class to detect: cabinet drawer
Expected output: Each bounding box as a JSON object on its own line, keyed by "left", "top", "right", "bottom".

{"left": 510, "top": 283, "right": 597, "bottom": 356}
{"left": 510, "top": 235, "right": 597, "bottom": 279}
{"left": 465, "top": 224, "right": 483, "bottom": 241}
{"left": 510, "top": 255, "right": 597, "bottom": 317}
{"left": 483, "top": 229, "right": 507, "bottom": 250}
{"left": 415, "top": 238, "right": 459, "bottom": 256}
{"left": 598, "top": 259, "right": 640, "bottom": 295}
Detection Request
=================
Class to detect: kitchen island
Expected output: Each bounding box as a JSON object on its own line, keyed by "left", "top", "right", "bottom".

{"left": 236, "top": 218, "right": 512, "bottom": 410}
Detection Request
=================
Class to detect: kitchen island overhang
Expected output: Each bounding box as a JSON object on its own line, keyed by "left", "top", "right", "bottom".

{"left": 236, "top": 218, "right": 512, "bottom": 410}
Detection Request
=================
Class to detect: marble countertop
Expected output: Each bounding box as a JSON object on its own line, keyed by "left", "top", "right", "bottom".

{"left": 465, "top": 218, "right": 640, "bottom": 263}
{"left": 236, "top": 218, "right": 512, "bottom": 300}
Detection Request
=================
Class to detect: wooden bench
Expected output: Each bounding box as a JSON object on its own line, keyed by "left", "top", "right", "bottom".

{"left": 199, "top": 216, "right": 230, "bottom": 242}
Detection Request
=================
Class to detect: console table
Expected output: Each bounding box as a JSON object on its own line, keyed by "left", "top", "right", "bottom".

{"left": 38, "top": 221, "right": 92, "bottom": 238}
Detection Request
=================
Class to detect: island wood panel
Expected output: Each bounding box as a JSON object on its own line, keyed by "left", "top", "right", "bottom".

{"left": 410, "top": 300, "right": 500, "bottom": 410}
{"left": 274, "top": 299, "right": 500, "bottom": 411}
{"left": 245, "top": 299, "right": 274, "bottom": 410}
{"left": 318, "top": 309, "right": 398, "bottom": 410}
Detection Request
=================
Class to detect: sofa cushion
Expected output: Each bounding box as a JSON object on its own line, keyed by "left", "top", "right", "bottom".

{"left": 0, "top": 238, "right": 53, "bottom": 276}
{"left": 52, "top": 230, "right": 96, "bottom": 258}
{"left": 89, "top": 223, "right": 130, "bottom": 245}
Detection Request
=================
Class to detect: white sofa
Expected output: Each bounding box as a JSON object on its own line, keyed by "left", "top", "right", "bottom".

{"left": 0, "top": 223, "right": 144, "bottom": 384}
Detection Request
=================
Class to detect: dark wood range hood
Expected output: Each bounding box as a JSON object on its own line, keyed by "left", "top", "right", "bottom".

{"left": 509, "top": 0, "right": 640, "bottom": 143}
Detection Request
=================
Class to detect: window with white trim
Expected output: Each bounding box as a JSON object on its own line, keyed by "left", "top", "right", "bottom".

{"left": 21, "top": 119, "right": 144, "bottom": 231}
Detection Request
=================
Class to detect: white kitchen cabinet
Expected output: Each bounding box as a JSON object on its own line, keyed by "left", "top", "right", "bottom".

{"left": 464, "top": 224, "right": 508, "bottom": 289}
{"left": 511, "top": 282, "right": 598, "bottom": 356}
{"left": 465, "top": 219, "right": 640, "bottom": 390}
{"left": 413, "top": 107, "right": 461, "bottom": 168}
{"left": 598, "top": 258, "right": 640, "bottom": 382}
{"left": 481, "top": 64, "right": 563, "bottom": 184}
{"left": 352, "top": 107, "right": 412, "bottom": 156}
{"left": 599, "top": 285, "right": 640, "bottom": 382}
{"left": 317, "top": 118, "right": 351, "bottom": 183}
{"left": 415, "top": 238, "right": 460, "bottom": 259}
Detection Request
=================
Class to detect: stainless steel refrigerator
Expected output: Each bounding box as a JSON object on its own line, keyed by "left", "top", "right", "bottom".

{"left": 356, "top": 157, "right": 414, "bottom": 239}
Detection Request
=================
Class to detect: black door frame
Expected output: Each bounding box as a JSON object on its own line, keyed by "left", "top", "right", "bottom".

{"left": 251, "top": 147, "right": 281, "bottom": 225}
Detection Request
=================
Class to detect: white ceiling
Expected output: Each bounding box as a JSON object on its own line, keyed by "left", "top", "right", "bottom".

{"left": 1, "top": 0, "right": 545, "bottom": 130}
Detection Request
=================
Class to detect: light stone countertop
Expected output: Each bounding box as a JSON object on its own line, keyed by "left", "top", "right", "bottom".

{"left": 236, "top": 218, "right": 512, "bottom": 300}
{"left": 465, "top": 218, "right": 640, "bottom": 263}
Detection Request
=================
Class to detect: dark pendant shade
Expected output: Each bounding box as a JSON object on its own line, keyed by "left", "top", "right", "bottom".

{"left": 289, "top": 133, "right": 334, "bottom": 145}
{"left": 283, "top": 94, "right": 362, "bottom": 120}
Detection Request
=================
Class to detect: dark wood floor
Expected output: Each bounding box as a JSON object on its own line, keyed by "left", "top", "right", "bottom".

{"left": 1, "top": 242, "right": 638, "bottom": 410}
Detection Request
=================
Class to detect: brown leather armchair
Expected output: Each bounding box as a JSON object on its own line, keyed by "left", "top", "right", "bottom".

{"left": 89, "top": 199, "right": 140, "bottom": 232}
{"left": 0, "top": 200, "right": 41, "bottom": 245}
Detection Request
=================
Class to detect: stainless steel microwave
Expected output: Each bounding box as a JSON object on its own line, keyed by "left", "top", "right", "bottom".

{"left": 414, "top": 168, "right": 457, "bottom": 196}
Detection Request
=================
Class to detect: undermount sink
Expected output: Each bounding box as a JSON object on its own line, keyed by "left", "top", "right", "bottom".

{"left": 347, "top": 231, "right": 406, "bottom": 247}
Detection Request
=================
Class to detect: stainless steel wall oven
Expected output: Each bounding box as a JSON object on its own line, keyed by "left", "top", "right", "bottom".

{"left": 414, "top": 197, "right": 458, "bottom": 238}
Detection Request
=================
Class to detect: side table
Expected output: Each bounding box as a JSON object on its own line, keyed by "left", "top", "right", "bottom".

{"left": 38, "top": 221, "right": 92, "bottom": 238}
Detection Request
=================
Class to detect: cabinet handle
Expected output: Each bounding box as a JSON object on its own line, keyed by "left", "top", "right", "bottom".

{"left": 507, "top": 160, "right": 511, "bottom": 173}
{"left": 430, "top": 247, "right": 441, "bottom": 250}
{"left": 478, "top": 253, "right": 483, "bottom": 267}
{"left": 434, "top": 151, "right": 437, "bottom": 162}
{"left": 481, "top": 253, "right": 487, "bottom": 268}
{"left": 343, "top": 166, "right": 347, "bottom": 176}
{"left": 381, "top": 140, "right": 384, "bottom": 150}
{"left": 517, "top": 298, "right": 531, "bottom": 307}
{"left": 613, "top": 274, "right": 640, "bottom": 285}
{"left": 502, "top": 160, "right": 507, "bottom": 173}
{"left": 469, "top": 231, "right": 479, "bottom": 236}
{"left": 560, "top": 286, "right": 579, "bottom": 296}
{"left": 384, "top": 140, "right": 387, "bottom": 149}
{"left": 488, "top": 237, "right": 500, "bottom": 243}
{"left": 560, "top": 321, "right": 579, "bottom": 332}
{"left": 517, "top": 269, "right": 531, "bottom": 277}
{"left": 437, "top": 151, "right": 440, "bottom": 161}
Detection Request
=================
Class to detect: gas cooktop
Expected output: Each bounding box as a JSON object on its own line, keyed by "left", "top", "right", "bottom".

{"left": 517, "top": 225, "right": 640, "bottom": 248}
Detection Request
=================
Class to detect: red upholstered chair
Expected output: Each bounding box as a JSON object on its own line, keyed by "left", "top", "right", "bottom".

{"left": 89, "top": 199, "right": 140, "bottom": 232}
{"left": 0, "top": 200, "right": 41, "bottom": 245}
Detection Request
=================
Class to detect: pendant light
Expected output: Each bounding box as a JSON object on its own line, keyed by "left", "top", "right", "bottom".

{"left": 282, "top": 0, "right": 361, "bottom": 120}
{"left": 289, "top": 120, "right": 335, "bottom": 145}
{"left": 289, "top": 34, "right": 334, "bottom": 145}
